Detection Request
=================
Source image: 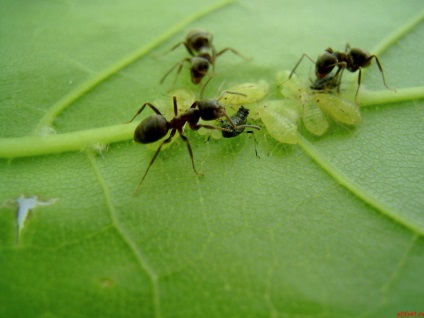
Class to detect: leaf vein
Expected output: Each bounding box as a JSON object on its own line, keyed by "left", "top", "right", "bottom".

{"left": 86, "top": 152, "right": 161, "bottom": 317}
{"left": 297, "top": 134, "right": 424, "bottom": 236}
{"left": 31, "top": 0, "right": 236, "bottom": 135}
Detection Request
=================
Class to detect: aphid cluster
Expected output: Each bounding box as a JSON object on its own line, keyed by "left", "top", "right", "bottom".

{"left": 285, "top": 71, "right": 359, "bottom": 135}
{"left": 126, "top": 30, "right": 394, "bottom": 192}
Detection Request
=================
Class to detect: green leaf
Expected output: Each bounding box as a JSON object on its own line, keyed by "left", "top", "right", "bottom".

{"left": 1, "top": 0, "right": 424, "bottom": 317}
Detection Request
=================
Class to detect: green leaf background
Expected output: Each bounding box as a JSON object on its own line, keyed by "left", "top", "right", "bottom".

{"left": 1, "top": 0, "right": 424, "bottom": 317}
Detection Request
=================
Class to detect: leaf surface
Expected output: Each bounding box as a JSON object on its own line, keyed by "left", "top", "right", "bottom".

{"left": 1, "top": 0, "right": 424, "bottom": 317}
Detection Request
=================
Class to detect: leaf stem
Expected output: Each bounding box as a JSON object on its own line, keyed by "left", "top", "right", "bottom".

{"left": 371, "top": 9, "right": 424, "bottom": 55}
{"left": 32, "top": 0, "right": 236, "bottom": 135}
{"left": 1, "top": 85, "right": 422, "bottom": 159}
{"left": 297, "top": 134, "right": 424, "bottom": 236}
{"left": 354, "top": 9, "right": 424, "bottom": 88}
{"left": 0, "top": 123, "right": 137, "bottom": 159}
{"left": 359, "top": 86, "right": 424, "bottom": 107}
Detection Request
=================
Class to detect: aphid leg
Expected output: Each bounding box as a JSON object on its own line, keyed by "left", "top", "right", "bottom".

{"left": 160, "top": 58, "right": 191, "bottom": 84}
{"left": 127, "top": 103, "right": 162, "bottom": 123}
{"left": 135, "top": 129, "right": 177, "bottom": 194}
{"left": 216, "top": 47, "right": 251, "bottom": 61}
{"left": 178, "top": 129, "right": 203, "bottom": 176}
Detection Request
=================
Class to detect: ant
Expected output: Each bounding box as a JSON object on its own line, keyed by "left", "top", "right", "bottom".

{"left": 160, "top": 29, "right": 248, "bottom": 85}
{"left": 288, "top": 44, "right": 395, "bottom": 102}
{"left": 127, "top": 95, "right": 260, "bottom": 193}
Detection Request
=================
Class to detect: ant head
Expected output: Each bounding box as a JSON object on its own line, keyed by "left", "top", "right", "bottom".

{"left": 191, "top": 57, "right": 210, "bottom": 84}
{"left": 134, "top": 115, "right": 170, "bottom": 144}
{"left": 196, "top": 99, "right": 226, "bottom": 121}
{"left": 348, "top": 47, "right": 372, "bottom": 70}
{"left": 186, "top": 29, "right": 213, "bottom": 51}
{"left": 315, "top": 51, "right": 338, "bottom": 79}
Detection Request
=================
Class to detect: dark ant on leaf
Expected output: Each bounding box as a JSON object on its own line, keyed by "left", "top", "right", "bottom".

{"left": 288, "top": 44, "right": 395, "bottom": 102}
{"left": 127, "top": 96, "right": 260, "bottom": 193}
{"left": 160, "top": 29, "right": 249, "bottom": 85}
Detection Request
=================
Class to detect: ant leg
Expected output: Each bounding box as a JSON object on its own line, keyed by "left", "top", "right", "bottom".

{"left": 369, "top": 55, "right": 396, "bottom": 92}
{"left": 135, "top": 129, "right": 177, "bottom": 194}
{"left": 159, "top": 58, "right": 190, "bottom": 84}
{"left": 178, "top": 129, "right": 203, "bottom": 176}
{"left": 195, "top": 123, "right": 233, "bottom": 133}
{"left": 331, "top": 62, "right": 347, "bottom": 93}
{"left": 288, "top": 53, "right": 316, "bottom": 79}
{"left": 127, "top": 103, "right": 162, "bottom": 123}
{"left": 354, "top": 68, "right": 362, "bottom": 104}
{"left": 216, "top": 47, "right": 251, "bottom": 61}
{"left": 172, "top": 96, "right": 179, "bottom": 116}
{"left": 161, "top": 41, "right": 195, "bottom": 57}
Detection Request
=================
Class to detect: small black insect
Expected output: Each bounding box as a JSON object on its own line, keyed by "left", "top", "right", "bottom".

{"left": 288, "top": 44, "right": 394, "bottom": 102}
{"left": 309, "top": 73, "right": 338, "bottom": 92}
{"left": 221, "top": 106, "right": 250, "bottom": 138}
{"left": 220, "top": 106, "right": 259, "bottom": 157}
{"left": 127, "top": 96, "right": 260, "bottom": 193}
{"left": 160, "top": 29, "right": 248, "bottom": 85}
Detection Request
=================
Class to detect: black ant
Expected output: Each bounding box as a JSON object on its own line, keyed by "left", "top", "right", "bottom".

{"left": 127, "top": 95, "right": 260, "bottom": 193}
{"left": 160, "top": 29, "right": 248, "bottom": 85}
{"left": 288, "top": 44, "right": 395, "bottom": 102}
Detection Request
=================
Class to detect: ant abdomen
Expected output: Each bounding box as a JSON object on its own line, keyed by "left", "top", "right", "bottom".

{"left": 134, "top": 115, "right": 169, "bottom": 144}
{"left": 186, "top": 29, "right": 212, "bottom": 53}
{"left": 347, "top": 47, "right": 371, "bottom": 71}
